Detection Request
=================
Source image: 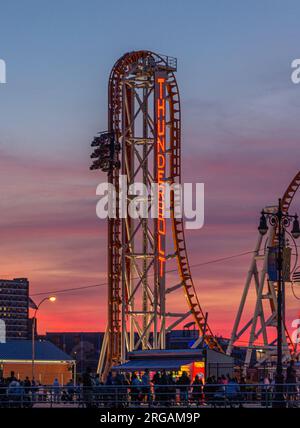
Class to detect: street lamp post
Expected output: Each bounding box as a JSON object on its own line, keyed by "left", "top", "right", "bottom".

{"left": 258, "top": 198, "right": 300, "bottom": 407}
{"left": 31, "top": 296, "right": 56, "bottom": 381}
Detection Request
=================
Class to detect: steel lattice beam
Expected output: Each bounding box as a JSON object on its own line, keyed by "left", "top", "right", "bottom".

{"left": 95, "top": 51, "right": 222, "bottom": 379}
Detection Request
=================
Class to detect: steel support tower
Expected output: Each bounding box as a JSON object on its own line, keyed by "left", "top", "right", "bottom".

{"left": 91, "top": 51, "right": 223, "bottom": 379}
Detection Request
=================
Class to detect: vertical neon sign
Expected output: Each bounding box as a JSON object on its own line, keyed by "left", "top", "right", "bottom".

{"left": 155, "top": 73, "right": 166, "bottom": 285}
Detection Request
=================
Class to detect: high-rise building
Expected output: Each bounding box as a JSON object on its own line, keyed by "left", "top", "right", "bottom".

{"left": 0, "top": 278, "right": 30, "bottom": 340}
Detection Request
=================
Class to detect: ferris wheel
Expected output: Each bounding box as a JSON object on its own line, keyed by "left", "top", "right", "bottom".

{"left": 227, "top": 171, "right": 300, "bottom": 367}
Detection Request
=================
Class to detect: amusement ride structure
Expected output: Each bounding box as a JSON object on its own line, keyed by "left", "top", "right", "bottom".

{"left": 227, "top": 171, "right": 300, "bottom": 367}
{"left": 90, "top": 50, "right": 300, "bottom": 377}
{"left": 90, "top": 51, "right": 222, "bottom": 378}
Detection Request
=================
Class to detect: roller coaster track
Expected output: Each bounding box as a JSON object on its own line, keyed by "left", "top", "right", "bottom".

{"left": 281, "top": 171, "right": 300, "bottom": 213}
{"left": 167, "top": 74, "right": 223, "bottom": 353}
{"left": 99, "top": 51, "right": 222, "bottom": 377}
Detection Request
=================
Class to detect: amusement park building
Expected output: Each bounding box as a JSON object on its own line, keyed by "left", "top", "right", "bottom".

{"left": 114, "top": 349, "right": 234, "bottom": 380}
{"left": 0, "top": 340, "right": 75, "bottom": 384}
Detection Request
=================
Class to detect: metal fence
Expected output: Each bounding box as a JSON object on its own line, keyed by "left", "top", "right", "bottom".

{"left": 0, "top": 383, "right": 299, "bottom": 408}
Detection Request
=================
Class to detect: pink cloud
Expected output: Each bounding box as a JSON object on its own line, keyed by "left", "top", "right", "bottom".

{"left": 0, "top": 144, "right": 299, "bottom": 341}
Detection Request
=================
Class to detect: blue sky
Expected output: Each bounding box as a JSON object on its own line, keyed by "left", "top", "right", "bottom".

{"left": 1, "top": 0, "right": 300, "bottom": 158}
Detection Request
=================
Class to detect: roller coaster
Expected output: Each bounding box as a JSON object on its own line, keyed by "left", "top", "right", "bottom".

{"left": 91, "top": 51, "right": 299, "bottom": 377}
{"left": 90, "top": 51, "right": 222, "bottom": 378}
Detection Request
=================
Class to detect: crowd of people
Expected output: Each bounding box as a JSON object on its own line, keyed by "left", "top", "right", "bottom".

{"left": 0, "top": 360, "right": 298, "bottom": 408}
{"left": 80, "top": 360, "right": 299, "bottom": 408}
{"left": 0, "top": 372, "right": 76, "bottom": 407}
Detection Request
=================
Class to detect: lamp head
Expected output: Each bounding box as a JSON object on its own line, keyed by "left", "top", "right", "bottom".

{"left": 258, "top": 212, "right": 268, "bottom": 236}
{"left": 291, "top": 215, "right": 300, "bottom": 239}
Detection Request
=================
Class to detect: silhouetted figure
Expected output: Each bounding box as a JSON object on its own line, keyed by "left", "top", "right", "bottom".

{"left": 160, "top": 370, "right": 169, "bottom": 405}
{"left": 152, "top": 371, "right": 161, "bottom": 404}
{"left": 130, "top": 372, "right": 141, "bottom": 405}
{"left": 226, "top": 377, "right": 241, "bottom": 408}
{"left": 52, "top": 378, "right": 60, "bottom": 403}
{"left": 192, "top": 375, "right": 203, "bottom": 405}
{"left": 141, "top": 369, "right": 150, "bottom": 403}
{"left": 177, "top": 371, "right": 190, "bottom": 405}
{"left": 286, "top": 360, "right": 297, "bottom": 407}
{"left": 82, "top": 367, "right": 93, "bottom": 408}
{"left": 167, "top": 372, "right": 177, "bottom": 404}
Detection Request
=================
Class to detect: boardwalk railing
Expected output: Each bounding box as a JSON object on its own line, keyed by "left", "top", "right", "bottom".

{"left": 0, "top": 383, "right": 299, "bottom": 408}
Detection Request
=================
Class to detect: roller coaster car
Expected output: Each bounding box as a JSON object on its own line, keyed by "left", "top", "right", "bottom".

{"left": 89, "top": 160, "right": 101, "bottom": 170}
{"left": 90, "top": 148, "right": 101, "bottom": 159}
{"left": 91, "top": 136, "right": 101, "bottom": 147}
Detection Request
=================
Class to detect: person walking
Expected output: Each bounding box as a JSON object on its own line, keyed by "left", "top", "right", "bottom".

{"left": 52, "top": 378, "right": 60, "bottom": 404}
{"left": 23, "top": 377, "right": 32, "bottom": 407}
{"left": 130, "top": 372, "right": 141, "bottom": 406}
{"left": 82, "top": 367, "right": 94, "bottom": 408}
{"left": 192, "top": 375, "right": 203, "bottom": 405}
{"left": 141, "top": 369, "right": 151, "bottom": 404}
{"left": 159, "top": 370, "right": 169, "bottom": 406}
{"left": 226, "top": 377, "right": 241, "bottom": 408}
{"left": 31, "top": 377, "right": 37, "bottom": 403}
{"left": 286, "top": 360, "right": 297, "bottom": 407}
{"left": 152, "top": 371, "right": 161, "bottom": 405}
{"left": 177, "top": 371, "right": 190, "bottom": 405}
{"left": 7, "top": 378, "right": 21, "bottom": 408}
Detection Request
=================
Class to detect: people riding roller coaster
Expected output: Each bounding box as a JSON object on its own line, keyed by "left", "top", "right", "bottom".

{"left": 90, "top": 132, "right": 121, "bottom": 172}
{"left": 91, "top": 51, "right": 223, "bottom": 379}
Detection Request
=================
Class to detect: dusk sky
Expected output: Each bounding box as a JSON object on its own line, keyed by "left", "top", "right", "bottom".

{"left": 0, "top": 0, "right": 300, "bottom": 339}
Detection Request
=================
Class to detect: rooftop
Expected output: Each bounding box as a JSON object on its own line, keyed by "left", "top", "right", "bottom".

{"left": 0, "top": 340, "right": 74, "bottom": 362}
